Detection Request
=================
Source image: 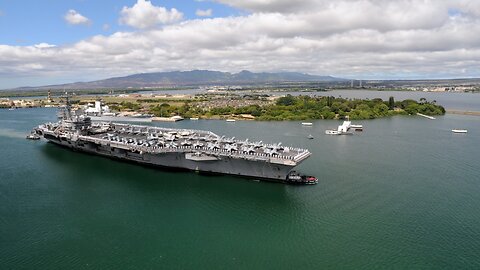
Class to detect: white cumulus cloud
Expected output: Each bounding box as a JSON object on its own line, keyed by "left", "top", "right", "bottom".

{"left": 196, "top": 9, "right": 213, "bottom": 17}
{"left": 119, "top": 0, "right": 183, "bottom": 29}
{"left": 213, "top": 0, "right": 317, "bottom": 13}
{"left": 34, "top": 43, "right": 56, "bottom": 49}
{"left": 2, "top": 0, "right": 480, "bottom": 88}
{"left": 64, "top": 9, "right": 91, "bottom": 25}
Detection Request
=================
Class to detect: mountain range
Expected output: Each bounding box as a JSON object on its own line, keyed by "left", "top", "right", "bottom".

{"left": 11, "top": 70, "right": 345, "bottom": 90}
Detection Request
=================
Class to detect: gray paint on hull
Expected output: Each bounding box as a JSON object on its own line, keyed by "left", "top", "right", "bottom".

{"left": 46, "top": 137, "right": 294, "bottom": 181}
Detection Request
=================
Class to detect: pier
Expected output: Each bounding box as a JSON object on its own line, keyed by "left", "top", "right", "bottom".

{"left": 416, "top": 113, "right": 436, "bottom": 120}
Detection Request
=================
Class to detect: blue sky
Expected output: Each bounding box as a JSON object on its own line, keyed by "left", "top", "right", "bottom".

{"left": 1, "top": 0, "right": 480, "bottom": 89}
{"left": 0, "top": 0, "right": 240, "bottom": 46}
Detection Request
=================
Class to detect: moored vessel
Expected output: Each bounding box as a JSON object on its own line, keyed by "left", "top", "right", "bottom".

{"left": 31, "top": 97, "right": 316, "bottom": 184}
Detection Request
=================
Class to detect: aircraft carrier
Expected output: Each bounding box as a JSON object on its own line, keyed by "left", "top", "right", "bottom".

{"left": 32, "top": 99, "right": 316, "bottom": 184}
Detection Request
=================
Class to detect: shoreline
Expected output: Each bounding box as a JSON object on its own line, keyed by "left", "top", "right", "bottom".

{"left": 5, "top": 107, "right": 479, "bottom": 119}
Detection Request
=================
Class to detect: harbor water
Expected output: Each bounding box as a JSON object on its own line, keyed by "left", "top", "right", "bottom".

{"left": 1, "top": 103, "right": 480, "bottom": 268}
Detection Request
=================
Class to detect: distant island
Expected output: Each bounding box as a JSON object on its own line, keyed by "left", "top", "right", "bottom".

{"left": 103, "top": 94, "right": 445, "bottom": 121}
{"left": 150, "top": 95, "right": 445, "bottom": 121}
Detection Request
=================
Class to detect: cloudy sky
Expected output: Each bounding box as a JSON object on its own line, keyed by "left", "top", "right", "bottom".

{"left": 1, "top": 0, "right": 480, "bottom": 89}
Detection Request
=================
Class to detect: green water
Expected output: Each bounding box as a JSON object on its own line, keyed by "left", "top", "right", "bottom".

{"left": 1, "top": 108, "right": 480, "bottom": 269}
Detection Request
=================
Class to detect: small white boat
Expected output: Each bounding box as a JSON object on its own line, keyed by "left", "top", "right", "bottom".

{"left": 308, "top": 134, "right": 314, "bottom": 139}
{"left": 131, "top": 113, "right": 154, "bottom": 118}
{"left": 226, "top": 119, "right": 236, "bottom": 122}
{"left": 302, "top": 122, "right": 313, "bottom": 126}
{"left": 8, "top": 108, "right": 15, "bottom": 111}
{"left": 452, "top": 129, "right": 468, "bottom": 133}
{"left": 26, "top": 132, "right": 40, "bottom": 140}
{"left": 190, "top": 117, "right": 199, "bottom": 120}
{"left": 171, "top": 115, "right": 184, "bottom": 121}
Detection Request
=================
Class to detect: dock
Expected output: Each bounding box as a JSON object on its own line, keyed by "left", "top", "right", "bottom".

{"left": 416, "top": 113, "right": 436, "bottom": 120}
{"left": 152, "top": 116, "right": 184, "bottom": 122}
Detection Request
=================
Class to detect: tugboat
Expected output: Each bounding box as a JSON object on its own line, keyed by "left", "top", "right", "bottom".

{"left": 286, "top": 171, "right": 318, "bottom": 185}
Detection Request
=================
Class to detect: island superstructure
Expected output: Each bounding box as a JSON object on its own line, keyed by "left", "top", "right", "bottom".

{"left": 32, "top": 98, "right": 316, "bottom": 184}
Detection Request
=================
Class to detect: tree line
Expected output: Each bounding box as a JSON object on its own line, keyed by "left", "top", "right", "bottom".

{"left": 105, "top": 95, "right": 446, "bottom": 121}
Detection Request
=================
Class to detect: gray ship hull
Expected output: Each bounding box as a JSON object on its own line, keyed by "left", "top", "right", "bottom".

{"left": 36, "top": 101, "right": 313, "bottom": 184}
{"left": 44, "top": 134, "right": 294, "bottom": 182}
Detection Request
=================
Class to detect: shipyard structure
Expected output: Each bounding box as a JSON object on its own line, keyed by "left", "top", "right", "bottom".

{"left": 32, "top": 100, "right": 316, "bottom": 184}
